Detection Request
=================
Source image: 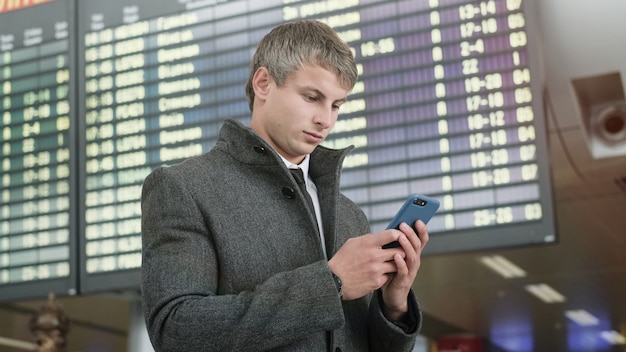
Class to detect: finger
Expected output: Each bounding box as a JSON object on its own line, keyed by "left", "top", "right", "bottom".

{"left": 372, "top": 228, "right": 402, "bottom": 248}
{"left": 396, "top": 228, "right": 418, "bottom": 265}
{"left": 397, "top": 223, "right": 419, "bottom": 253}
{"left": 381, "top": 261, "right": 399, "bottom": 274}
{"left": 413, "top": 220, "right": 430, "bottom": 248}
{"left": 393, "top": 253, "right": 409, "bottom": 276}
{"left": 386, "top": 255, "right": 410, "bottom": 289}
{"left": 380, "top": 247, "right": 405, "bottom": 265}
{"left": 397, "top": 221, "right": 427, "bottom": 253}
{"left": 396, "top": 225, "right": 423, "bottom": 278}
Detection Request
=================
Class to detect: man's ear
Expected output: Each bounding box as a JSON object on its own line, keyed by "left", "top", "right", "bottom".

{"left": 252, "top": 67, "right": 272, "bottom": 100}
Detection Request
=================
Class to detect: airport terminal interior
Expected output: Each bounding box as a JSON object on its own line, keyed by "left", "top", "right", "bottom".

{"left": 1, "top": 0, "right": 626, "bottom": 351}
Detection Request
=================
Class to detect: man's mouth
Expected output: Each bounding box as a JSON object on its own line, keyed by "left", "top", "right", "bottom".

{"left": 304, "top": 131, "right": 324, "bottom": 143}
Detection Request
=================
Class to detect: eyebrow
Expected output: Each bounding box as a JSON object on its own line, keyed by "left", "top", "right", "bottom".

{"left": 334, "top": 96, "right": 348, "bottom": 105}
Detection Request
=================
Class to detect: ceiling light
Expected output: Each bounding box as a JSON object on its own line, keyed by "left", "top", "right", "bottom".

{"left": 0, "top": 336, "right": 37, "bottom": 351}
{"left": 600, "top": 330, "right": 626, "bottom": 345}
{"left": 479, "top": 255, "right": 526, "bottom": 278}
{"left": 565, "top": 309, "right": 599, "bottom": 326}
{"left": 524, "top": 283, "right": 565, "bottom": 303}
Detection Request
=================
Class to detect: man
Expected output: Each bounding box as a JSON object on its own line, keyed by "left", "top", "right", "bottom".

{"left": 141, "top": 20, "right": 429, "bottom": 351}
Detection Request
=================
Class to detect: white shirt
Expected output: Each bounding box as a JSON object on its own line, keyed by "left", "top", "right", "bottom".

{"left": 281, "top": 154, "right": 327, "bottom": 258}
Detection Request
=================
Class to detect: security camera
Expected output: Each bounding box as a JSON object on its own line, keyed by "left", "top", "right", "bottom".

{"left": 572, "top": 72, "right": 626, "bottom": 158}
{"left": 592, "top": 102, "right": 626, "bottom": 146}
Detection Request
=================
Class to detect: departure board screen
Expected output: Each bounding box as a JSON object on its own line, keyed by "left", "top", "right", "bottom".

{"left": 75, "top": 0, "right": 555, "bottom": 291}
{"left": 0, "top": 0, "right": 77, "bottom": 302}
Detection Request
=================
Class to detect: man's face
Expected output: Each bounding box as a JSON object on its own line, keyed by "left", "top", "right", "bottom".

{"left": 250, "top": 64, "right": 349, "bottom": 164}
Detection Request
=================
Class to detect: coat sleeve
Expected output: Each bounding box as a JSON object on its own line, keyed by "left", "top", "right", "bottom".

{"left": 368, "top": 289, "right": 422, "bottom": 352}
{"left": 140, "top": 166, "right": 344, "bottom": 352}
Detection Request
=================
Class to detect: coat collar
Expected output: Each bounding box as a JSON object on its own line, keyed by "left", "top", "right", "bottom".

{"left": 217, "top": 119, "right": 354, "bottom": 182}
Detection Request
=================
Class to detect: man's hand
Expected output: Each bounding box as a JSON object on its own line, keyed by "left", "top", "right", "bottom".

{"left": 327, "top": 220, "right": 429, "bottom": 310}
{"left": 328, "top": 229, "right": 406, "bottom": 300}
{"left": 380, "top": 220, "right": 429, "bottom": 321}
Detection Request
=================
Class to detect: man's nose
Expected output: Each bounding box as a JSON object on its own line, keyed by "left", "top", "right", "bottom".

{"left": 314, "top": 107, "right": 335, "bottom": 128}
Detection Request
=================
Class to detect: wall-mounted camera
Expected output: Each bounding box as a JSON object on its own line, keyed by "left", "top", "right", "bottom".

{"left": 591, "top": 102, "right": 626, "bottom": 146}
{"left": 572, "top": 72, "right": 626, "bottom": 158}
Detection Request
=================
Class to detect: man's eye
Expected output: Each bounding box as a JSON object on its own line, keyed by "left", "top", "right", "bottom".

{"left": 305, "top": 95, "right": 318, "bottom": 102}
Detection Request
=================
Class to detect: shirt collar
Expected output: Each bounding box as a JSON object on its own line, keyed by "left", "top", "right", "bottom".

{"left": 281, "top": 154, "right": 311, "bottom": 177}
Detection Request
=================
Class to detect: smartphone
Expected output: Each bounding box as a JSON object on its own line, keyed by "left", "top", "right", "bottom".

{"left": 383, "top": 194, "right": 440, "bottom": 248}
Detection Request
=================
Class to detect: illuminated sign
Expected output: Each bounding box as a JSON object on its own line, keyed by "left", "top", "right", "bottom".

{"left": 0, "top": 0, "right": 76, "bottom": 301}
{"left": 0, "top": 0, "right": 556, "bottom": 299}
{"left": 0, "top": 0, "right": 55, "bottom": 14}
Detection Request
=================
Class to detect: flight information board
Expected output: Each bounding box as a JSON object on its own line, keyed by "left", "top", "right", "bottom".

{"left": 0, "top": 0, "right": 77, "bottom": 302}
{"left": 0, "top": 0, "right": 555, "bottom": 298}
{"left": 77, "top": 0, "right": 555, "bottom": 294}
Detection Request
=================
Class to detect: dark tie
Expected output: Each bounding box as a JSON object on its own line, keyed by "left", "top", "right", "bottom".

{"left": 289, "top": 168, "right": 316, "bottom": 219}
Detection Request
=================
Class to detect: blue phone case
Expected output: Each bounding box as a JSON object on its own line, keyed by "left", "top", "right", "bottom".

{"left": 384, "top": 194, "right": 440, "bottom": 248}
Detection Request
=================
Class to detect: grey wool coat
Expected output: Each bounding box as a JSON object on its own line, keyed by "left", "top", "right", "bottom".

{"left": 141, "top": 119, "right": 421, "bottom": 352}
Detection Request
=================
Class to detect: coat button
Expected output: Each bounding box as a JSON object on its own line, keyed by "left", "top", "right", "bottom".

{"left": 253, "top": 145, "right": 266, "bottom": 153}
{"left": 282, "top": 187, "right": 296, "bottom": 199}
